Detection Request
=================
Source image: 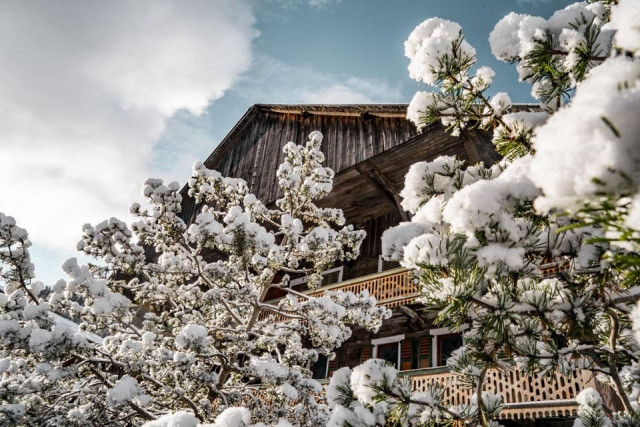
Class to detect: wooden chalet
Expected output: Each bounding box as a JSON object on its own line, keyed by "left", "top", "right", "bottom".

{"left": 181, "top": 104, "right": 598, "bottom": 425}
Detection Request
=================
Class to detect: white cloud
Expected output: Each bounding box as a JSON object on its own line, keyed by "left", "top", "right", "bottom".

{"left": 300, "top": 75, "right": 403, "bottom": 104}
{"left": 237, "top": 55, "right": 403, "bottom": 104}
{"left": 300, "top": 84, "right": 374, "bottom": 103}
{"left": 273, "top": 0, "right": 342, "bottom": 9}
{"left": 308, "top": 0, "right": 342, "bottom": 6}
{"left": 149, "top": 55, "right": 404, "bottom": 190}
{"left": 0, "top": 0, "right": 257, "bottom": 259}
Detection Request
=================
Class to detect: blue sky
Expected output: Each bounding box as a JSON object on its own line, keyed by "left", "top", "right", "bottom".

{"left": 155, "top": 0, "right": 574, "bottom": 186}
{"left": 0, "top": 0, "right": 573, "bottom": 286}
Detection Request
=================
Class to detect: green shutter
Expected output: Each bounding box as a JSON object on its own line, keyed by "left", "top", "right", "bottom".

{"left": 328, "top": 349, "right": 341, "bottom": 377}
{"left": 400, "top": 339, "right": 413, "bottom": 371}
{"left": 417, "top": 337, "right": 431, "bottom": 369}
{"left": 360, "top": 345, "right": 373, "bottom": 363}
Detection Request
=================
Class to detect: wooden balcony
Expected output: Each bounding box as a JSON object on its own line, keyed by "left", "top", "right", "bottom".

{"left": 261, "top": 268, "right": 417, "bottom": 321}
{"left": 403, "top": 366, "right": 596, "bottom": 420}
{"left": 305, "top": 267, "right": 417, "bottom": 308}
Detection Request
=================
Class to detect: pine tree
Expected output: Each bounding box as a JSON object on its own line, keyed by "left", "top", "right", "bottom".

{"left": 0, "top": 131, "right": 391, "bottom": 425}
{"left": 330, "top": 1, "right": 640, "bottom": 425}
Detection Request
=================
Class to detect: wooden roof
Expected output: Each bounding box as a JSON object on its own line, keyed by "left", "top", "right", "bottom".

{"left": 180, "top": 104, "right": 504, "bottom": 225}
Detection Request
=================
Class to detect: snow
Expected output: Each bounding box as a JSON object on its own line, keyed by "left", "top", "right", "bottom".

{"left": 22, "top": 302, "right": 49, "bottom": 320}
{"left": 175, "top": 324, "right": 208, "bottom": 348}
{"left": 350, "top": 359, "right": 398, "bottom": 406}
{"left": 471, "top": 66, "right": 495, "bottom": 92}
{"left": 574, "top": 388, "right": 610, "bottom": 427}
{"left": 627, "top": 194, "right": 640, "bottom": 231}
{"left": 0, "top": 125, "right": 390, "bottom": 426}
{"left": 278, "top": 383, "right": 298, "bottom": 401}
{"left": 406, "top": 91, "right": 439, "bottom": 131}
{"left": 249, "top": 356, "right": 289, "bottom": 381}
{"left": 490, "top": 3, "right": 612, "bottom": 89}
{"left": 28, "top": 328, "right": 53, "bottom": 352}
{"left": 107, "top": 375, "right": 141, "bottom": 405}
{"left": 476, "top": 244, "right": 526, "bottom": 273}
{"left": 326, "top": 405, "right": 361, "bottom": 427}
{"left": 402, "top": 233, "right": 450, "bottom": 269}
{"left": 442, "top": 156, "right": 540, "bottom": 247}
{"left": 0, "top": 358, "right": 10, "bottom": 373}
{"left": 0, "top": 403, "right": 25, "bottom": 419}
{"left": 213, "top": 407, "right": 251, "bottom": 427}
{"left": 51, "top": 312, "right": 103, "bottom": 344}
{"left": 326, "top": 367, "right": 352, "bottom": 409}
{"left": 143, "top": 412, "right": 199, "bottom": 427}
{"left": 405, "top": 18, "right": 476, "bottom": 86}
{"left": 530, "top": 57, "right": 640, "bottom": 211}
{"left": 483, "top": 92, "right": 512, "bottom": 126}
{"left": 498, "top": 111, "right": 549, "bottom": 135}
{"left": 632, "top": 302, "right": 640, "bottom": 345}
{"left": 611, "top": 0, "right": 640, "bottom": 56}
{"left": 399, "top": 156, "right": 467, "bottom": 214}
{"left": 308, "top": 130, "right": 323, "bottom": 143}
{"left": 490, "top": 12, "right": 547, "bottom": 62}
{"left": 381, "top": 222, "right": 431, "bottom": 262}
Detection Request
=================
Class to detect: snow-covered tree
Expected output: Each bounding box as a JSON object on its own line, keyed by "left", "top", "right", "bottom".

{"left": 330, "top": 1, "right": 640, "bottom": 425}
{"left": 0, "top": 131, "right": 390, "bottom": 426}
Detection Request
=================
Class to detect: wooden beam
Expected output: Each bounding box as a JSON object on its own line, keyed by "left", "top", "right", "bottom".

{"left": 464, "top": 130, "right": 501, "bottom": 166}
{"left": 353, "top": 164, "right": 398, "bottom": 208}
{"left": 399, "top": 305, "right": 426, "bottom": 331}
{"left": 355, "top": 161, "right": 411, "bottom": 221}
{"left": 463, "top": 138, "right": 481, "bottom": 164}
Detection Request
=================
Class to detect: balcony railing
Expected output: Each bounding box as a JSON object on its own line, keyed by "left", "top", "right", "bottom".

{"left": 265, "top": 268, "right": 602, "bottom": 420}
{"left": 261, "top": 268, "right": 417, "bottom": 321}
{"left": 305, "top": 267, "right": 417, "bottom": 308}
{"left": 403, "top": 366, "right": 597, "bottom": 420}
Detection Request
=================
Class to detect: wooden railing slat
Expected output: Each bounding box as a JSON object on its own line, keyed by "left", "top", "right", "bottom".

{"left": 403, "top": 367, "right": 596, "bottom": 420}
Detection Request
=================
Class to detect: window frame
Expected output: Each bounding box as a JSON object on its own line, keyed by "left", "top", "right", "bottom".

{"left": 429, "top": 325, "right": 468, "bottom": 367}
{"left": 371, "top": 334, "right": 405, "bottom": 369}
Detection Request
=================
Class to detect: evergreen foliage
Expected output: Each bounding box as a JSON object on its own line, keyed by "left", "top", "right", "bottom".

{"left": 0, "top": 132, "right": 391, "bottom": 425}
{"left": 332, "top": 1, "right": 640, "bottom": 426}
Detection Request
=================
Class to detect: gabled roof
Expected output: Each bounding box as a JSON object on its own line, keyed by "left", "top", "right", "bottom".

{"left": 201, "top": 104, "right": 413, "bottom": 172}
{"left": 181, "top": 103, "right": 529, "bottom": 224}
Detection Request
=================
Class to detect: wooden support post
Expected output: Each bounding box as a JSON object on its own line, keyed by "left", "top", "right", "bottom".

{"left": 355, "top": 161, "right": 410, "bottom": 221}
{"left": 399, "top": 305, "right": 426, "bottom": 331}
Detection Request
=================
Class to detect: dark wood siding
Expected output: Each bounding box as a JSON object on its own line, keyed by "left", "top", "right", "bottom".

{"left": 342, "top": 211, "right": 401, "bottom": 281}
{"left": 206, "top": 110, "right": 418, "bottom": 204}
{"left": 337, "top": 304, "right": 434, "bottom": 370}
{"left": 181, "top": 105, "right": 423, "bottom": 221}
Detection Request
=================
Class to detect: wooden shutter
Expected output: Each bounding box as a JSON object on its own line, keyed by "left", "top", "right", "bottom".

{"left": 400, "top": 339, "right": 413, "bottom": 371}
{"left": 360, "top": 345, "right": 373, "bottom": 363}
{"left": 328, "top": 349, "right": 341, "bottom": 377}
{"left": 418, "top": 337, "right": 431, "bottom": 369}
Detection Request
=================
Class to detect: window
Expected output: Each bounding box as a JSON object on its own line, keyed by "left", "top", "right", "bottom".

{"left": 429, "top": 325, "right": 467, "bottom": 367}
{"left": 371, "top": 334, "right": 405, "bottom": 370}
{"left": 370, "top": 335, "right": 434, "bottom": 371}
{"left": 312, "top": 354, "right": 328, "bottom": 379}
{"left": 377, "top": 342, "right": 399, "bottom": 369}
{"left": 438, "top": 334, "right": 463, "bottom": 366}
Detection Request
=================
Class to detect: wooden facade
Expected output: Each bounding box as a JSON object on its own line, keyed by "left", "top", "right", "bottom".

{"left": 180, "top": 104, "right": 499, "bottom": 281}
{"left": 182, "top": 104, "right": 591, "bottom": 423}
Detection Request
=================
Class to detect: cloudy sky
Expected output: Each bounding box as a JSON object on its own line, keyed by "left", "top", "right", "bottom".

{"left": 0, "top": 0, "right": 573, "bottom": 285}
